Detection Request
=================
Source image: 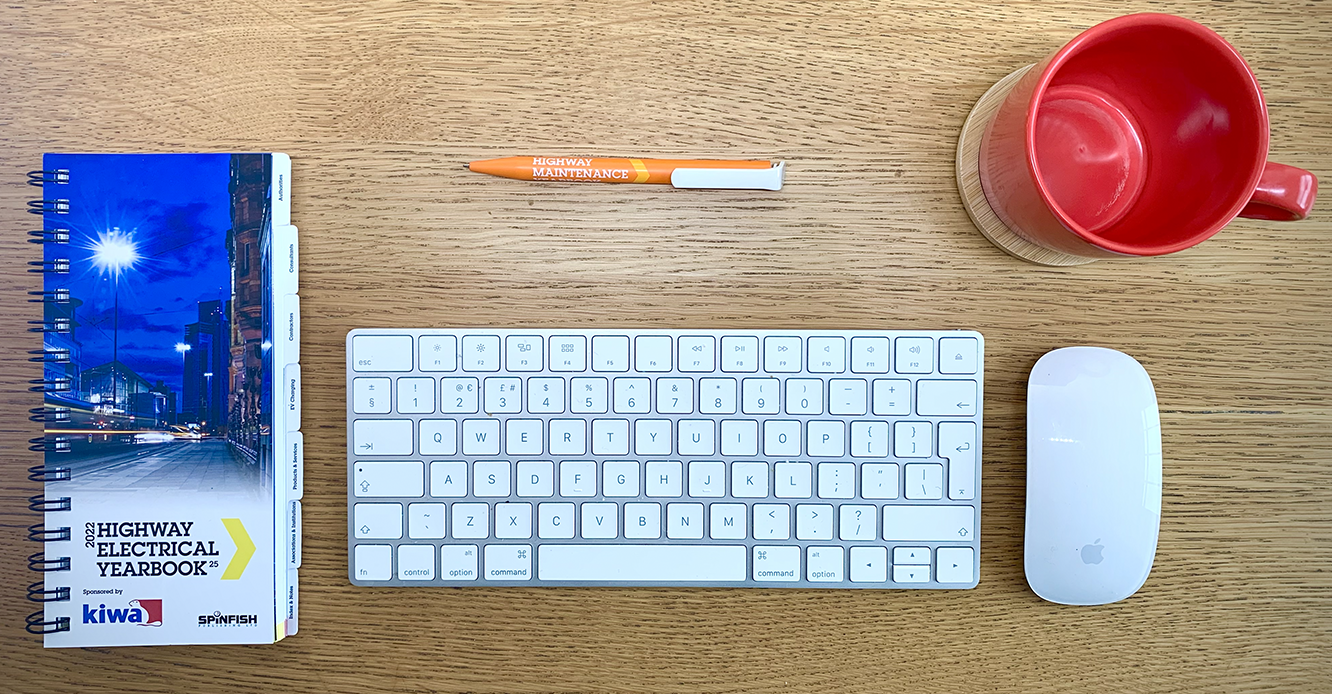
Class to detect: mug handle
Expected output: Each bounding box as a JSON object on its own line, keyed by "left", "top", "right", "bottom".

{"left": 1239, "top": 161, "right": 1318, "bottom": 221}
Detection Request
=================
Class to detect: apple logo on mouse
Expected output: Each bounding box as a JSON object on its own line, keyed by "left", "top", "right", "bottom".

{"left": 1080, "top": 539, "right": 1104, "bottom": 565}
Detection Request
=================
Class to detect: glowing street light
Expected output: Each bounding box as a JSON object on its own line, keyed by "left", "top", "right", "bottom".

{"left": 91, "top": 228, "right": 139, "bottom": 412}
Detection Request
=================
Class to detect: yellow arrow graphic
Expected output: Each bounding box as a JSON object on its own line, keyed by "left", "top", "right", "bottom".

{"left": 221, "top": 518, "right": 255, "bottom": 580}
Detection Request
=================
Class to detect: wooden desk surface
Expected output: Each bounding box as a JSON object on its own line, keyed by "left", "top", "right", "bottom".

{"left": 2, "top": 1, "right": 1329, "bottom": 691}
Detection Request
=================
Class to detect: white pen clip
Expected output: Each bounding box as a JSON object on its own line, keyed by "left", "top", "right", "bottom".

{"left": 670, "top": 161, "right": 785, "bottom": 191}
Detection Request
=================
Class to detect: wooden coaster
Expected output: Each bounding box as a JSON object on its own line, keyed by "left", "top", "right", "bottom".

{"left": 956, "top": 65, "right": 1097, "bottom": 266}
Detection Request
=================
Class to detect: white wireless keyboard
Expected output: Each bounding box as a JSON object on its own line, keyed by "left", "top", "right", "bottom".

{"left": 347, "top": 329, "right": 983, "bottom": 588}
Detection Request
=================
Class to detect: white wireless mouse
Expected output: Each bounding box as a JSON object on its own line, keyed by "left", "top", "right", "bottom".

{"left": 1025, "top": 346, "right": 1162, "bottom": 606}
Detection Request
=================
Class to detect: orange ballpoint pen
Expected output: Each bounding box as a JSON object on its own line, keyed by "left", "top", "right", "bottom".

{"left": 467, "top": 156, "right": 785, "bottom": 190}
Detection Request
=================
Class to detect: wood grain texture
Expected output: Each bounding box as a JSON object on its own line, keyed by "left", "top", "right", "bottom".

{"left": 1, "top": 1, "right": 1330, "bottom": 692}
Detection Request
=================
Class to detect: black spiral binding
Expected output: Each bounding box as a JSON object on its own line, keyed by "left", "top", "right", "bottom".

{"left": 28, "top": 174, "right": 74, "bottom": 637}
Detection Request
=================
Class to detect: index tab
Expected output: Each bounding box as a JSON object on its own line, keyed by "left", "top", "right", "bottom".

{"left": 670, "top": 161, "right": 784, "bottom": 190}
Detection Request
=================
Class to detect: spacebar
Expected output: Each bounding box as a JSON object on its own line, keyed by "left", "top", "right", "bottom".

{"left": 538, "top": 545, "right": 746, "bottom": 582}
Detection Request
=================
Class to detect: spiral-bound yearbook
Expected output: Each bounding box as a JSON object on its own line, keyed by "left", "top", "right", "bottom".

{"left": 27, "top": 153, "right": 301, "bottom": 647}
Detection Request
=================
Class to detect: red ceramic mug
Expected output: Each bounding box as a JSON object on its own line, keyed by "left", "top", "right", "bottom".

{"left": 980, "top": 14, "right": 1318, "bottom": 258}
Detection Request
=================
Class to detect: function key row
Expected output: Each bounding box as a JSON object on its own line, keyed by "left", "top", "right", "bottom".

{"left": 352, "top": 334, "right": 979, "bottom": 375}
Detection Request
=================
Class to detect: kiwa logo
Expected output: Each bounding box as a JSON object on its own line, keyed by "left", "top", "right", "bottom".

{"left": 82, "top": 599, "right": 163, "bottom": 627}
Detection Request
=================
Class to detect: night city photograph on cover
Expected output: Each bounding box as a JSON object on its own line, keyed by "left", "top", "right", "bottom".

{"left": 41, "top": 153, "right": 274, "bottom": 494}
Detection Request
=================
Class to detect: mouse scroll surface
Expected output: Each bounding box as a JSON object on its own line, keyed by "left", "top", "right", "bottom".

{"left": 1025, "top": 347, "right": 1162, "bottom": 606}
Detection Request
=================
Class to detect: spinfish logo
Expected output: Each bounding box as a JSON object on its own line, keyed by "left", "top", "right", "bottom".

{"left": 82, "top": 598, "right": 162, "bottom": 627}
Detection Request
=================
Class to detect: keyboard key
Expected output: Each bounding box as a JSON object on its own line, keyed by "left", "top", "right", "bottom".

{"left": 354, "top": 544, "right": 392, "bottom": 580}
{"left": 754, "top": 546, "right": 801, "bottom": 581}
{"left": 440, "top": 545, "right": 479, "bottom": 580}
{"left": 754, "top": 504, "right": 790, "bottom": 540}
{"left": 905, "top": 463, "right": 944, "bottom": 500}
{"left": 352, "top": 377, "right": 391, "bottom": 413}
{"left": 517, "top": 461, "right": 554, "bottom": 497}
{"left": 408, "top": 503, "right": 445, "bottom": 539}
{"left": 808, "top": 421, "right": 846, "bottom": 457}
{"left": 461, "top": 419, "right": 500, "bottom": 455}
{"left": 917, "top": 379, "right": 978, "bottom": 416}
{"left": 353, "top": 461, "right": 423, "bottom": 497}
{"left": 807, "top": 546, "right": 844, "bottom": 582}
{"left": 527, "top": 377, "right": 565, "bottom": 413}
{"left": 495, "top": 503, "right": 532, "bottom": 539}
{"left": 939, "top": 337, "right": 979, "bottom": 374}
{"left": 709, "top": 503, "right": 747, "bottom": 539}
{"left": 592, "top": 335, "right": 630, "bottom": 371}
{"left": 741, "top": 378, "right": 780, "bottom": 414}
{"left": 506, "top": 419, "right": 542, "bottom": 455}
{"left": 624, "top": 503, "right": 662, "bottom": 539}
{"left": 419, "top": 419, "right": 457, "bottom": 455}
{"left": 581, "top": 502, "right": 618, "bottom": 538}
{"left": 699, "top": 378, "right": 737, "bottom": 414}
{"left": 730, "top": 461, "right": 769, "bottom": 498}
{"left": 614, "top": 377, "right": 651, "bottom": 413}
{"left": 440, "top": 377, "right": 479, "bottom": 413}
{"left": 352, "top": 419, "right": 412, "bottom": 456}
{"left": 785, "top": 379, "right": 823, "bottom": 415}
{"left": 451, "top": 503, "right": 489, "bottom": 539}
{"left": 678, "top": 336, "right": 715, "bottom": 372}
{"left": 763, "top": 336, "right": 802, "bottom": 372}
{"left": 764, "top": 420, "right": 801, "bottom": 457}
{"left": 538, "top": 545, "right": 745, "bottom": 582}
{"left": 538, "top": 503, "right": 575, "bottom": 539}
{"left": 808, "top": 336, "right": 846, "bottom": 373}
{"left": 850, "top": 421, "right": 889, "bottom": 458}
{"left": 895, "top": 337, "right": 934, "bottom": 374}
{"left": 484, "top": 377, "right": 521, "bottom": 413}
{"left": 592, "top": 419, "right": 630, "bottom": 455}
{"left": 774, "top": 462, "right": 812, "bottom": 498}
{"left": 396, "top": 377, "right": 435, "bottom": 413}
{"left": 817, "top": 462, "right": 854, "bottom": 498}
{"left": 506, "top": 335, "right": 543, "bottom": 371}
{"left": 646, "top": 461, "right": 682, "bottom": 497}
{"left": 429, "top": 461, "right": 466, "bottom": 497}
{"left": 461, "top": 335, "right": 500, "bottom": 371}
{"left": 850, "top": 337, "right": 889, "bottom": 373}
{"left": 939, "top": 422, "right": 977, "bottom": 500}
{"left": 656, "top": 378, "right": 693, "bottom": 414}
{"left": 678, "top": 419, "right": 715, "bottom": 456}
{"left": 893, "top": 564, "right": 930, "bottom": 583}
{"left": 828, "top": 379, "right": 867, "bottom": 415}
{"left": 850, "top": 546, "right": 888, "bottom": 582}
{"left": 720, "top": 419, "right": 759, "bottom": 456}
{"left": 839, "top": 505, "right": 877, "bottom": 541}
{"left": 636, "top": 415, "right": 676, "bottom": 455}
{"left": 398, "top": 545, "right": 435, "bottom": 580}
{"left": 603, "top": 460, "right": 640, "bottom": 496}
{"left": 720, "top": 335, "right": 759, "bottom": 372}
{"left": 894, "top": 547, "right": 930, "bottom": 565}
{"left": 550, "top": 419, "right": 587, "bottom": 455}
{"left": 861, "top": 463, "right": 900, "bottom": 499}
{"left": 353, "top": 503, "right": 402, "bottom": 539}
{"left": 473, "top": 461, "right": 511, "bottom": 497}
{"left": 688, "top": 461, "right": 725, "bottom": 497}
{"left": 635, "top": 335, "right": 672, "bottom": 372}
{"left": 666, "top": 503, "right": 704, "bottom": 539}
{"left": 549, "top": 335, "right": 587, "bottom": 371}
{"left": 872, "top": 379, "right": 911, "bottom": 415}
{"left": 352, "top": 335, "right": 412, "bottom": 372}
{"left": 419, "top": 335, "right": 457, "bottom": 371}
{"left": 893, "top": 421, "right": 932, "bottom": 458}
{"left": 484, "top": 545, "right": 532, "bottom": 580}
{"left": 882, "top": 505, "right": 975, "bottom": 542}
{"left": 560, "top": 461, "right": 597, "bottom": 496}
{"left": 571, "top": 377, "right": 608, "bottom": 413}
{"left": 796, "top": 504, "right": 833, "bottom": 540}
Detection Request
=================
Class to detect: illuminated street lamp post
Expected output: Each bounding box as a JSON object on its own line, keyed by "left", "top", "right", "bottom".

{"left": 175, "top": 343, "right": 191, "bottom": 427}
{"left": 91, "top": 229, "right": 138, "bottom": 413}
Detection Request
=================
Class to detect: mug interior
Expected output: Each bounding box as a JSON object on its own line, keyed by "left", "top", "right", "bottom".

{"left": 1030, "top": 16, "right": 1268, "bottom": 255}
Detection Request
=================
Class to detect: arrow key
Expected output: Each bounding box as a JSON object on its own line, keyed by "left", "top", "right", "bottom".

{"left": 849, "top": 546, "right": 888, "bottom": 582}
{"left": 892, "top": 564, "right": 930, "bottom": 583}
{"left": 893, "top": 546, "right": 931, "bottom": 565}
{"left": 936, "top": 547, "right": 975, "bottom": 584}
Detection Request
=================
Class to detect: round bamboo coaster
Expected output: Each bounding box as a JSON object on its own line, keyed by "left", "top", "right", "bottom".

{"left": 956, "top": 65, "right": 1097, "bottom": 266}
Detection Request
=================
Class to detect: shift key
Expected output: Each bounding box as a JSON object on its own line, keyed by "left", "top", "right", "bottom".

{"left": 882, "top": 505, "right": 975, "bottom": 542}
